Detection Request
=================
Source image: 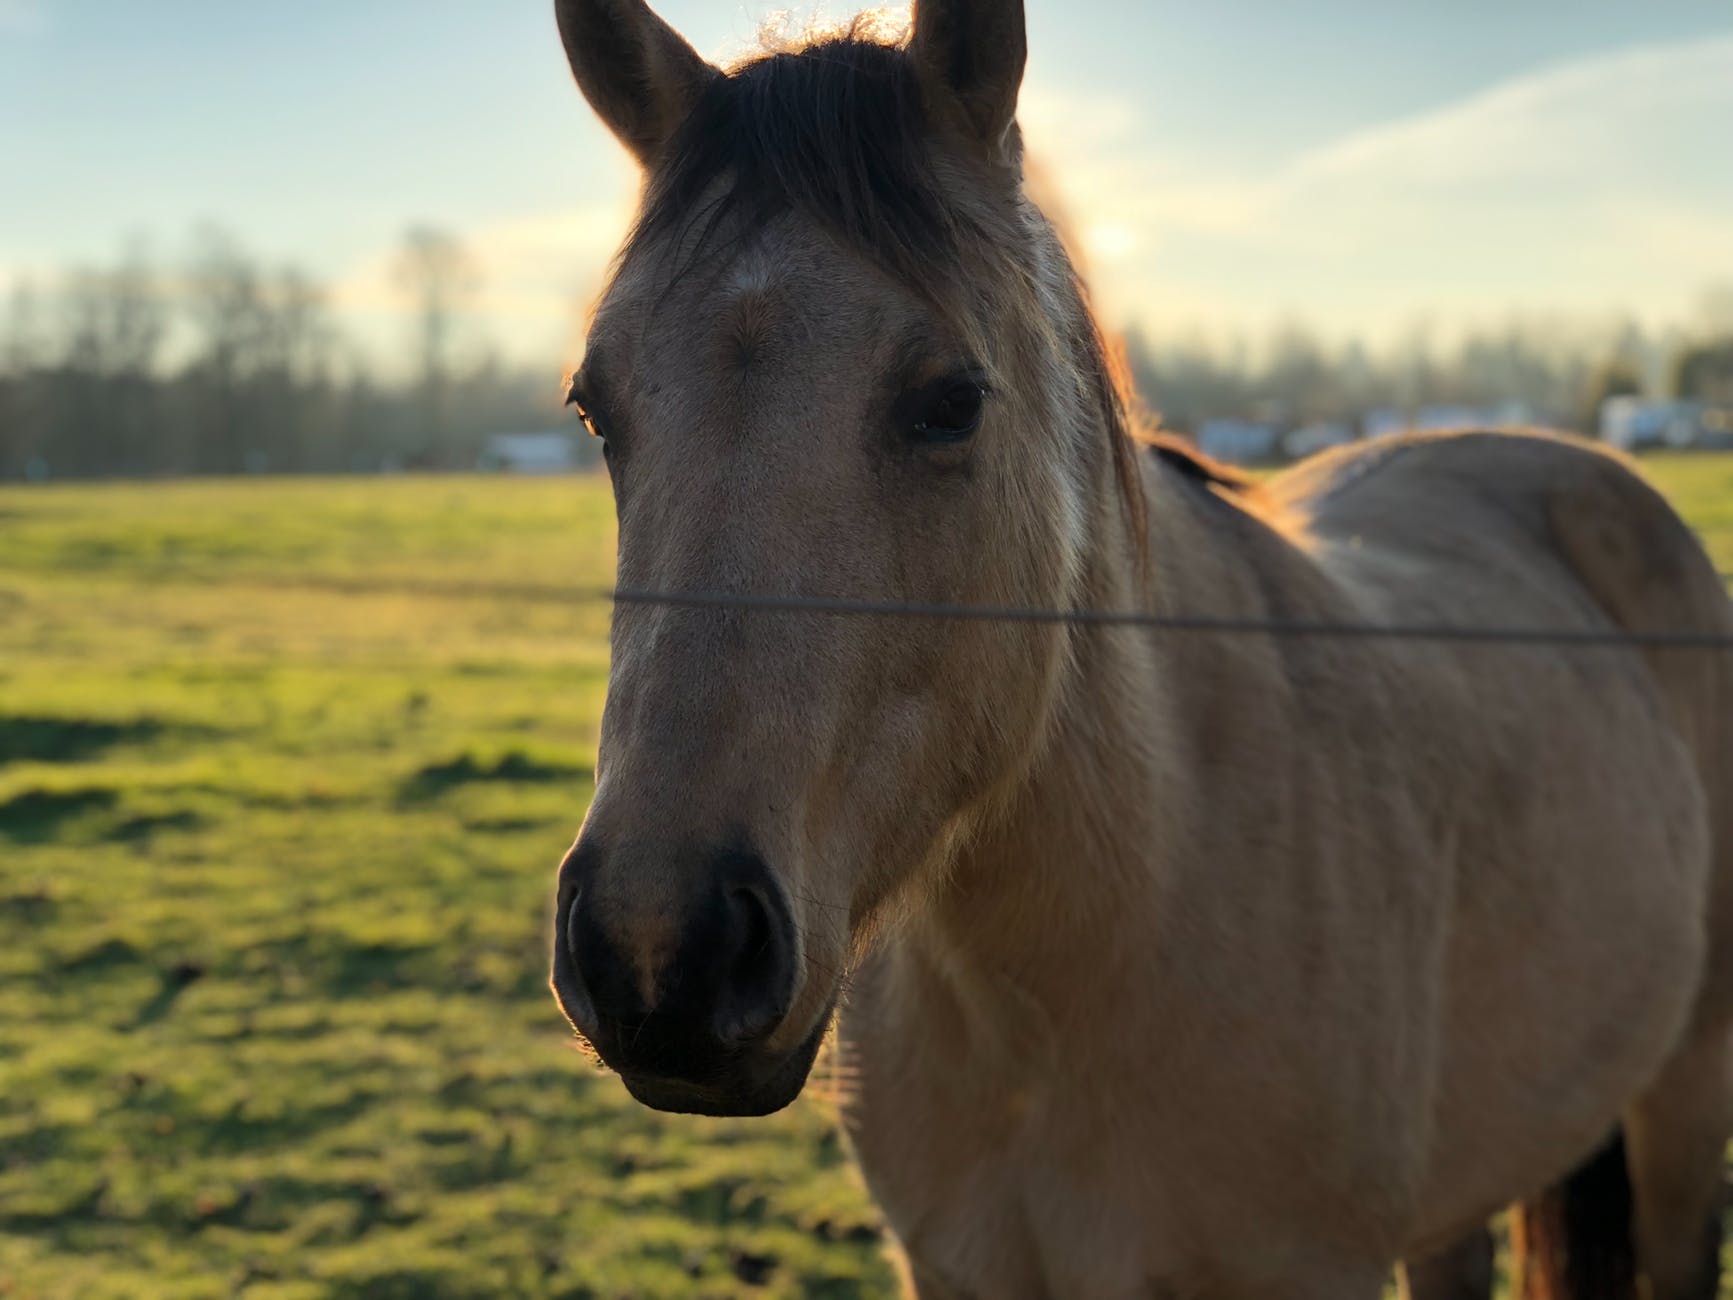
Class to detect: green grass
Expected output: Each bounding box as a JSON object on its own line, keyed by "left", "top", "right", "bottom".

{"left": 1644, "top": 452, "right": 1733, "bottom": 574}
{"left": 0, "top": 477, "right": 887, "bottom": 1300}
{"left": 1, "top": 453, "right": 1730, "bottom": 1299}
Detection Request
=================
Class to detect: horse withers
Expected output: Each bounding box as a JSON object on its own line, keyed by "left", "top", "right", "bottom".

{"left": 544, "top": 2, "right": 1733, "bottom": 1295}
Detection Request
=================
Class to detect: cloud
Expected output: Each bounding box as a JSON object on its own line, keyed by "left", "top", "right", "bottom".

{"left": 1290, "top": 35, "right": 1733, "bottom": 192}
{"left": 1029, "top": 32, "right": 1733, "bottom": 337}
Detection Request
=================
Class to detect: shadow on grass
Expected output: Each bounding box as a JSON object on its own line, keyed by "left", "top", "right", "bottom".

{"left": 131, "top": 960, "right": 207, "bottom": 1029}
{"left": 0, "top": 885, "right": 58, "bottom": 924}
{"left": 0, "top": 1180, "right": 112, "bottom": 1234}
{"left": 0, "top": 786, "right": 119, "bottom": 843}
{"left": 327, "top": 942, "right": 442, "bottom": 996}
{"left": 259, "top": 933, "right": 446, "bottom": 1000}
{"left": 0, "top": 1172, "right": 411, "bottom": 1245}
{"left": 58, "top": 935, "right": 144, "bottom": 973}
{"left": 397, "top": 749, "right": 591, "bottom": 804}
{"left": 0, "top": 785, "right": 205, "bottom": 846}
{"left": 111, "top": 810, "right": 206, "bottom": 842}
{"left": 0, "top": 715, "right": 171, "bottom": 766}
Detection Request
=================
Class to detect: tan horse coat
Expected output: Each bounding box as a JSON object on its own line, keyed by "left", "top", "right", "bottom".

{"left": 545, "top": 2, "right": 1733, "bottom": 1294}
{"left": 842, "top": 431, "right": 1733, "bottom": 1296}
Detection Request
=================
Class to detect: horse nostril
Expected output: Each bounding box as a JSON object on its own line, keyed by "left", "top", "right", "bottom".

{"left": 565, "top": 889, "right": 583, "bottom": 960}
{"left": 553, "top": 843, "right": 799, "bottom": 1068}
{"left": 714, "top": 879, "right": 796, "bottom": 1045}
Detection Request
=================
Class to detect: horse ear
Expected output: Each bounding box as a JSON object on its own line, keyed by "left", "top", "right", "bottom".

{"left": 909, "top": 0, "right": 1028, "bottom": 169}
{"left": 555, "top": 0, "right": 720, "bottom": 166}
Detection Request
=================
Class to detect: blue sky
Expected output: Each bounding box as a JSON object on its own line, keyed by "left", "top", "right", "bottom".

{"left": 4, "top": 0, "right": 1731, "bottom": 369}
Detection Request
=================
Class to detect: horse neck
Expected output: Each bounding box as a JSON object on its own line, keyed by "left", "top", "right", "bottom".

{"left": 912, "top": 446, "right": 1275, "bottom": 1017}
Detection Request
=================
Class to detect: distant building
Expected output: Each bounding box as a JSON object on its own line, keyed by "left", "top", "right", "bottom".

{"left": 1599, "top": 398, "right": 1703, "bottom": 451}
{"left": 1196, "top": 419, "right": 1281, "bottom": 465}
{"left": 479, "top": 432, "right": 581, "bottom": 475}
{"left": 1362, "top": 409, "right": 1409, "bottom": 441}
{"left": 1415, "top": 402, "right": 1539, "bottom": 431}
{"left": 1362, "top": 403, "right": 1542, "bottom": 443}
{"left": 1485, "top": 400, "right": 1541, "bottom": 428}
{"left": 1283, "top": 422, "right": 1355, "bottom": 460}
{"left": 1414, "top": 405, "right": 1487, "bottom": 431}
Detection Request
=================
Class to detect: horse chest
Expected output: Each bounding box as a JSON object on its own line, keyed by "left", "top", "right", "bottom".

{"left": 840, "top": 921, "right": 1424, "bottom": 1295}
{"left": 849, "top": 1087, "right": 1184, "bottom": 1299}
{"left": 842, "top": 992, "right": 1310, "bottom": 1295}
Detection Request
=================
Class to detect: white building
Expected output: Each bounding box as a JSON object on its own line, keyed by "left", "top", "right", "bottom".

{"left": 1283, "top": 422, "right": 1355, "bottom": 459}
{"left": 1599, "top": 398, "right": 1703, "bottom": 451}
{"left": 1362, "top": 409, "right": 1409, "bottom": 441}
{"left": 479, "top": 432, "right": 581, "bottom": 475}
{"left": 1196, "top": 419, "right": 1281, "bottom": 465}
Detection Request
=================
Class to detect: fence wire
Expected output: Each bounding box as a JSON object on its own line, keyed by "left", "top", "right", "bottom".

{"left": 215, "top": 569, "right": 1733, "bottom": 652}
{"left": 606, "top": 582, "right": 1733, "bottom": 653}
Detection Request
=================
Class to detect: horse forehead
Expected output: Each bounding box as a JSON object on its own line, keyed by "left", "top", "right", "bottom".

{"left": 622, "top": 257, "right": 878, "bottom": 474}
{"left": 713, "top": 245, "right": 880, "bottom": 335}
{"left": 717, "top": 255, "right": 789, "bottom": 364}
{"left": 646, "top": 256, "right": 890, "bottom": 407}
{"left": 724, "top": 249, "right": 780, "bottom": 300}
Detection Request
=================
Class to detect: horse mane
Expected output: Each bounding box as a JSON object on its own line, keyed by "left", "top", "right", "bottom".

{"left": 1144, "top": 435, "right": 1255, "bottom": 494}
{"left": 625, "top": 26, "right": 974, "bottom": 300}
{"left": 622, "top": 24, "right": 1176, "bottom": 539}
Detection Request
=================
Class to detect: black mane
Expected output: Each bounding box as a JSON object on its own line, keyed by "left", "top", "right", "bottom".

{"left": 626, "top": 33, "right": 987, "bottom": 295}
{"left": 1146, "top": 436, "right": 1253, "bottom": 493}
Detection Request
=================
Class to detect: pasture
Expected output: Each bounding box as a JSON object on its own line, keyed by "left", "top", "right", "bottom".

{"left": 2, "top": 455, "right": 1731, "bottom": 1298}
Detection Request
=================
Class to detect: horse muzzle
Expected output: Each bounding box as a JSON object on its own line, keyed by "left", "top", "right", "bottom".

{"left": 550, "top": 837, "right": 830, "bottom": 1117}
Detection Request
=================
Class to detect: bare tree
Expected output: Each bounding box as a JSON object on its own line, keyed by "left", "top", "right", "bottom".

{"left": 0, "top": 282, "right": 46, "bottom": 475}
{"left": 260, "top": 268, "right": 334, "bottom": 382}
{"left": 58, "top": 245, "right": 168, "bottom": 378}
{"left": 184, "top": 227, "right": 269, "bottom": 372}
{"left": 1260, "top": 321, "right": 1339, "bottom": 423}
{"left": 181, "top": 226, "right": 273, "bottom": 471}
{"left": 1581, "top": 358, "right": 1645, "bottom": 434}
{"left": 2, "top": 280, "right": 46, "bottom": 376}
{"left": 1674, "top": 285, "right": 1733, "bottom": 405}
{"left": 39, "top": 246, "right": 172, "bottom": 475}
{"left": 1675, "top": 342, "right": 1733, "bottom": 404}
{"left": 393, "top": 225, "right": 479, "bottom": 466}
{"left": 1, "top": 224, "right": 560, "bottom": 480}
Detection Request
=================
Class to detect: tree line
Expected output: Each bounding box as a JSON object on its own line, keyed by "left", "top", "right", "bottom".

{"left": 0, "top": 226, "right": 574, "bottom": 481}
{"left": 2, "top": 228, "right": 1731, "bottom": 480}
{"left": 1122, "top": 289, "right": 1733, "bottom": 440}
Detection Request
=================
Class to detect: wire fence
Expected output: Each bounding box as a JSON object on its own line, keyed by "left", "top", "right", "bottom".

{"left": 78, "top": 567, "right": 1733, "bottom": 653}
{"left": 606, "top": 583, "right": 1733, "bottom": 653}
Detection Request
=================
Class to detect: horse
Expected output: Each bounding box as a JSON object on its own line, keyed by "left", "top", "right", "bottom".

{"left": 543, "top": 1, "right": 1733, "bottom": 1295}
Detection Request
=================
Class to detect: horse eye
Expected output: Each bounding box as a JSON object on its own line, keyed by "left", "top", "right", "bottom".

{"left": 570, "top": 399, "right": 610, "bottom": 447}
{"left": 912, "top": 380, "right": 986, "bottom": 443}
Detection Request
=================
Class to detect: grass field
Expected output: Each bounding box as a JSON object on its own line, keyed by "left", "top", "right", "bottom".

{"left": 3, "top": 454, "right": 1732, "bottom": 1299}
{"left": 0, "top": 476, "right": 887, "bottom": 1299}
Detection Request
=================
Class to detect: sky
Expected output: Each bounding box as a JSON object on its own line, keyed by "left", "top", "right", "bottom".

{"left": 4, "top": 0, "right": 1732, "bottom": 372}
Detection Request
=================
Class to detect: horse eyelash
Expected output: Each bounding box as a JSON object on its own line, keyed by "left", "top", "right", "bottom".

{"left": 565, "top": 384, "right": 607, "bottom": 440}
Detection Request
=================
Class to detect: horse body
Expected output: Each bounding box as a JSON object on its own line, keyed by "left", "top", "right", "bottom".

{"left": 843, "top": 431, "right": 1730, "bottom": 1296}
{"left": 544, "top": 1, "right": 1733, "bottom": 1293}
